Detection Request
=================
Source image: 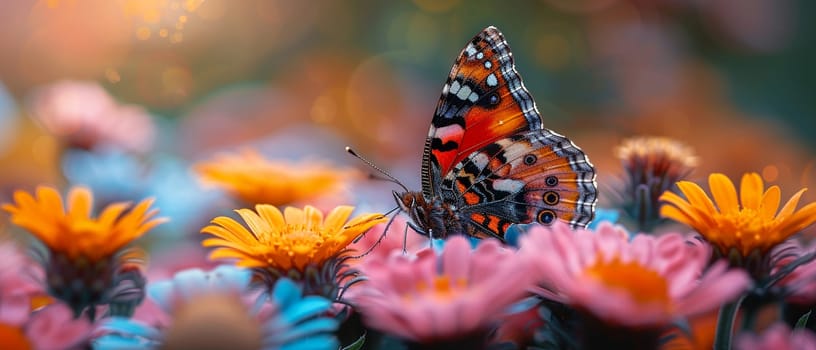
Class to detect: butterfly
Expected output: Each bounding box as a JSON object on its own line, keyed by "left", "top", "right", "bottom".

{"left": 392, "top": 26, "right": 598, "bottom": 241}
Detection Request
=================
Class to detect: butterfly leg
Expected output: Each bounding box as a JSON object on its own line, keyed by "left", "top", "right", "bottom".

{"left": 402, "top": 223, "right": 409, "bottom": 254}
{"left": 350, "top": 213, "right": 399, "bottom": 259}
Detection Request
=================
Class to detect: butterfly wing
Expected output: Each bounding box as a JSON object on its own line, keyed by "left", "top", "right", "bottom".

{"left": 421, "top": 26, "right": 543, "bottom": 199}
{"left": 440, "top": 130, "right": 597, "bottom": 239}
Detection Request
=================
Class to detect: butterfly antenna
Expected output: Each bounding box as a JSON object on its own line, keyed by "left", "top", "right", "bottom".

{"left": 345, "top": 146, "right": 410, "bottom": 193}
{"left": 350, "top": 208, "right": 400, "bottom": 259}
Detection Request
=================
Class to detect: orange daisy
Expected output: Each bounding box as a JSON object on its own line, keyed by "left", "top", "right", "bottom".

{"left": 660, "top": 173, "right": 816, "bottom": 277}
{"left": 193, "top": 149, "right": 360, "bottom": 206}
{"left": 3, "top": 186, "right": 164, "bottom": 262}
{"left": 201, "top": 204, "right": 386, "bottom": 298}
{"left": 2, "top": 186, "right": 165, "bottom": 318}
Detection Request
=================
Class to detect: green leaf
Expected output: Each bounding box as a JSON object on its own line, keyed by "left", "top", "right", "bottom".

{"left": 796, "top": 310, "right": 812, "bottom": 329}
{"left": 341, "top": 332, "right": 366, "bottom": 350}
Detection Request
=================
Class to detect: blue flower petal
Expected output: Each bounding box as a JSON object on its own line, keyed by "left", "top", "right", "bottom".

{"left": 94, "top": 318, "right": 161, "bottom": 350}
{"left": 147, "top": 279, "right": 174, "bottom": 311}
{"left": 272, "top": 279, "right": 303, "bottom": 306}
{"left": 266, "top": 318, "right": 338, "bottom": 344}
{"left": 93, "top": 335, "right": 157, "bottom": 350}
{"left": 588, "top": 208, "right": 620, "bottom": 230}
{"left": 279, "top": 296, "right": 332, "bottom": 325}
{"left": 211, "top": 265, "right": 252, "bottom": 289}
{"left": 98, "top": 317, "right": 163, "bottom": 339}
{"left": 171, "top": 268, "right": 210, "bottom": 298}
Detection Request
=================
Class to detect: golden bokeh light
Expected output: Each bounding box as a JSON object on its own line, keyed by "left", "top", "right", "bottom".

{"left": 136, "top": 26, "right": 152, "bottom": 40}
{"left": 762, "top": 164, "right": 780, "bottom": 182}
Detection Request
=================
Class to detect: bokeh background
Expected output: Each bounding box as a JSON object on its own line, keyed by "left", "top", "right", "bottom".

{"left": 1, "top": 0, "right": 815, "bottom": 237}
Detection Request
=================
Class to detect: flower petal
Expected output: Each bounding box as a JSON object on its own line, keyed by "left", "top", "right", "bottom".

{"left": 67, "top": 187, "right": 92, "bottom": 220}
{"left": 283, "top": 207, "right": 305, "bottom": 226}
{"left": 303, "top": 205, "right": 323, "bottom": 231}
{"left": 739, "top": 173, "right": 764, "bottom": 211}
{"left": 675, "top": 181, "right": 718, "bottom": 216}
{"left": 709, "top": 173, "right": 739, "bottom": 214}
{"left": 256, "top": 205, "right": 285, "bottom": 234}
{"left": 323, "top": 206, "right": 354, "bottom": 232}
{"left": 759, "top": 186, "right": 782, "bottom": 220}
{"left": 235, "top": 208, "right": 272, "bottom": 237}
{"left": 776, "top": 188, "right": 807, "bottom": 222}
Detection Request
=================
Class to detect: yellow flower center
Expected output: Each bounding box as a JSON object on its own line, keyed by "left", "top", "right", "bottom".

{"left": 584, "top": 258, "right": 670, "bottom": 306}
{"left": 280, "top": 228, "right": 325, "bottom": 255}
{"left": 709, "top": 209, "right": 777, "bottom": 256}
{"left": 412, "top": 275, "right": 469, "bottom": 301}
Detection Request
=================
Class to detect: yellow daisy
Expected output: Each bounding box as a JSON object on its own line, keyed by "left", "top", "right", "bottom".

{"left": 193, "top": 149, "right": 360, "bottom": 206}
{"left": 660, "top": 173, "right": 816, "bottom": 272}
{"left": 201, "top": 204, "right": 386, "bottom": 297}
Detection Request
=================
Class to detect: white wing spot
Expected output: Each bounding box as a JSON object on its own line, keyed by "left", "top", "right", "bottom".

{"left": 435, "top": 124, "right": 464, "bottom": 139}
{"left": 486, "top": 73, "right": 498, "bottom": 87}
{"left": 476, "top": 52, "right": 484, "bottom": 60}
{"left": 442, "top": 83, "right": 449, "bottom": 95}
{"left": 484, "top": 61, "right": 492, "bottom": 69}
{"left": 468, "top": 92, "right": 479, "bottom": 102}
{"left": 456, "top": 84, "right": 472, "bottom": 101}
{"left": 450, "top": 81, "right": 461, "bottom": 94}
{"left": 494, "top": 179, "right": 524, "bottom": 193}
{"left": 465, "top": 44, "right": 477, "bottom": 57}
{"left": 470, "top": 152, "right": 489, "bottom": 171}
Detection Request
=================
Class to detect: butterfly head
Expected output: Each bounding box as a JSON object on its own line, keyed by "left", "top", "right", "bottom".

{"left": 392, "top": 190, "right": 432, "bottom": 235}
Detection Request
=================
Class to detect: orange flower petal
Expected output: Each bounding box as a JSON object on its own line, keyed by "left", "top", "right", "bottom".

{"left": 676, "top": 181, "right": 718, "bottom": 216}
{"left": 739, "top": 173, "right": 764, "bottom": 211}
{"left": 709, "top": 174, "right": 739, "bottom": 214}
{"left": 3, "top": 186, "right": 163, "bottom": 262}
{"left": 303, "top": 205, "right": 323, "bottom": 230}
{"left": 776, "top": 202, "right": 816, "bottom": 235}
{"left": 283, "top": 206, "right": 305, "bottom": 226}
{"left": 759, "top": 186, "right": 781, "bottom": 220}
{"left": 324, "top": 206, "right": 355, "bottom": 232}
{"left": 235, "top": 208, "right": 271, "bottom": 237}
{"left": 776, "top": 188, "right": 807, "bottom": 222}
{"left": 256, "top": 205, "right": 285, "bottom": 233}
{"left": 37, "top": 186, "right": 66, "bottom": 218}
{"left": 660, "top": 204, "right": 704, "bottom": 231}
{"left": 660, "top": 191, "right": 715, "bottom": 229}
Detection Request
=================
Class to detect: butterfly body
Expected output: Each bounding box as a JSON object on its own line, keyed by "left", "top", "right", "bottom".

{"left": 395, "top": 191, "right": 466, "bottom": 239}
{"left": 397, "top": 26, "right": 598, "bottom": 242}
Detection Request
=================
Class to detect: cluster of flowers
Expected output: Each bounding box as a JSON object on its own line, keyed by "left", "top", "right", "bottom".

{"left": 2, "top": 82, "right": 816, "bottom": 349}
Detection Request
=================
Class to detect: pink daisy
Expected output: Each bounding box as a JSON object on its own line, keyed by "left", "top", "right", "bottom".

{"left": 0, "top": 241, "right": 45, "bottom": 300}
{"left": 350, "top": 236, "right": 534, "bottom": 347}
{"left": 736, "top": 323, "right": 816, "bottom": 350}
{"left": 27, "top": 80, "right": 155, "bottom": 153}
{"left": 518, "top": 222, "right": 751, "bottom": 348}
{"left": 773, "top": 242, "right": 816, "bottom": 306}
{"left": 0, "top": 300, "right": 92, "bottom": 350}
{"left": 346, "top": 215, "right": 429, "bottom": 261}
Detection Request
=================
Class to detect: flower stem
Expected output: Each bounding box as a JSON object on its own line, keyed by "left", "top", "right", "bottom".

{"left": 714, "top": 294, "right": 745, "bottom": 350}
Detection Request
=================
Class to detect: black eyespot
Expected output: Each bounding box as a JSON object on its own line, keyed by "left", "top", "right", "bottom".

{"left": 537, "top": 210, "right": 556, "bottom": 225}
{"left": 523, "top": 154, "right": 537, "bottom": 165}
{"left": 489, "top": 94, "right": 500, "bottom": 105}
{"left": 543, "top": 191, "right": 560, "bottom": 205}
{"left": 545, "top": 176, "right": 559, "bottom": 187}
